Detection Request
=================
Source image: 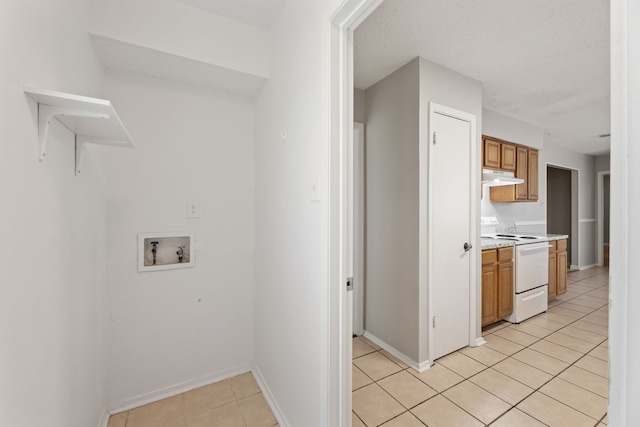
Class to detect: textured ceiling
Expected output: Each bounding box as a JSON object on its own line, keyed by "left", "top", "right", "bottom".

{"left": 176, "top": 0, "right": 286, "bottom": 29}
{"left": 354, "top": 0, "right": 610, "bottom": 155}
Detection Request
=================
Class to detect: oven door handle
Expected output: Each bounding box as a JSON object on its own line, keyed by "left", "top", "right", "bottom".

{"left": 519, "top": 244, "right": 553, "bottom": 253}
{"left": 522, "top": 289, "right": 546, "bottom": 301}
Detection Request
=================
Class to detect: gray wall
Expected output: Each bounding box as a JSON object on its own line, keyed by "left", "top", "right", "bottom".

{"left": 365, "top": 59, "right": 421, "bottom": 362}
{"left": 483, "top": 108, "right": 545, "bottom": 149}
{"left": 365, "top": 57, "right": 482, "bottom": 365}
{"left": 595, "top": 154, "right": 610, "bottom": 172}
{"left": 604, "top": 174, "right": 610, "bottom": 244}
{"left": 354, "top": 88, "right": 366, "bottom": 124}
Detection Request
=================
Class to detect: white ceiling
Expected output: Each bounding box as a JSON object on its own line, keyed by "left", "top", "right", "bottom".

{"left": 354, "top": 0, "right": 610, "bottom": 155}
{"left": 93, "top": 0, "right": 609, "bottom": 155}
{"left": 176, "top": 0, "right": 286, "bottom": 29}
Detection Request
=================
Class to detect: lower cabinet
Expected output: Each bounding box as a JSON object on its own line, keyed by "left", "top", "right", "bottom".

{"left": 557, "top": 239, "right": 568, "bottom": 295}
{"left": 548, "top": 239, "right": 568, "bottom": 301}
{"left": 482, "top": 247, "right": 514, "bottom": 327}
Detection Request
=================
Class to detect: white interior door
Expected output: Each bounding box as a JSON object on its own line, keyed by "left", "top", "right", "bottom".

{"left": 430, "top": 107, "right": 472, "bottom": 361}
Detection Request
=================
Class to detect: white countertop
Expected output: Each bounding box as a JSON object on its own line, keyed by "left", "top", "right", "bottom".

{"left": 481, "top": 234, "right": 569, "bottom": 250}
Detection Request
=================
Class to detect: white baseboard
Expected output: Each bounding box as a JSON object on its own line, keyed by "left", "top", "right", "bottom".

{"left": 252, "top": 363, "right": 290, "bottom": 427}
{"left": 97, "top": 408, "right": 110, "bottom": 427}
{"left": 415, "top": 360, "right": 431, "bottom": 373}
{"left": 570, "top": 264, "right": 580, "bottom": 271}
{"left": 106, "top": 363, "right": 252, "bottom": 414}
{"left": 362, "top": 331, "right": 429, "bottom": 372}
{"left": 474, "top": 337, "right": 487, "bottom": 347}
{"left": 578, "top": 264, "right": 598, "bottom": 271}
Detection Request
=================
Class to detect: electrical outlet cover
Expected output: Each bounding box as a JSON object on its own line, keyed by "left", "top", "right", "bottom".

{"left": 187, "top": 200, "right": 200, "bottom": 218}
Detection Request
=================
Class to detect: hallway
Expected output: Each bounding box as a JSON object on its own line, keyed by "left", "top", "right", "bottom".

{"left": 353, "top": 267, "right": 609, "bottom": 426}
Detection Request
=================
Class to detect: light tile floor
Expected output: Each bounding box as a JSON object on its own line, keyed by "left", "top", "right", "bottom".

{"left": 353, "top": 266, "right": 609, "bottom": 426}
{"left": 107, "top": 372, "right": 279, "bottom": 427}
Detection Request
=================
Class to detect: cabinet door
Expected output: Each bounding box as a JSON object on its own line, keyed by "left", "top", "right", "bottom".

{"left": 548, "top": 252, "right": 557, "bottom": 300}
{"left": 482, "top": 264, "right": 499, "bottom": 326}
{"left": 557, "top": 250, "right": 568, "bottom": 295}
{"left": 528, "top": 149, "right": 539, "bottom": 201}
{"left": 497, "top": 261, "right": 514, "bottom": 318}
{"left": 515, "top": 147, "right": 528, "bottom": 200}
{"left": 501, "top": 143, "right": 516, "bottom": 171}
{"left": 484, "top": 138, "right": 501, "bottom": 169}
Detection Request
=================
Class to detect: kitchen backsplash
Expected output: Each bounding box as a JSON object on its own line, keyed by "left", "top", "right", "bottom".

{"left": 481, "top": 195, "right": 546, "bottom": 234}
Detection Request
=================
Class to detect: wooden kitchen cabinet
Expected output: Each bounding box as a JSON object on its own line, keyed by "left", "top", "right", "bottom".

{"left": 528, "top": 149, "right": 539, "bottom": 201}
{"left": 501, "top": 143, "right": 516, "bottom": 171}
{"left": 515, "top": 146, "right": 529, "bottom": 201}
{"left": 548, "top": 241, "right": 557, "bottom": 300}
{"left": 482, "top": 247, "right": 514, "bottom": 326}
{"left": 556, "top": 239, "right": 568, "bottom": 295}
{"left": 489, "top": 146, "right": 539, "bottom": 202}
{"left": 482, "top": 263, "right": 499, "bottom": 326}
{"left": 483, "top": 138, "right": 501, "bottom": 169}
{"left": 482, "top": 136, "right": 516, "bottom": 171}
{"left": 548, "top": 239, "right": 568, "bottom": 301}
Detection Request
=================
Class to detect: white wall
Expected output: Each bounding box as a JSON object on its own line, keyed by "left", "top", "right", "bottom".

{"left": 252, "top": 0, "right": 342, "bottom": 425}
{"left": 102, "top": 71, "right": 255, "bottom": 410}
{"left": 89, "top": 0, "right": 270, "bottom": 79}
{"left": 610, "top": 0, "right": 640, "bottom": 423}
{"left": 0, "top": 1, "right": 109, "bottom": 426}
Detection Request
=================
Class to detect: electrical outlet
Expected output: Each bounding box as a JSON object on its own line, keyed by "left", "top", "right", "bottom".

{"left": 187, "top": 200, "right": 200, "bottom": 218}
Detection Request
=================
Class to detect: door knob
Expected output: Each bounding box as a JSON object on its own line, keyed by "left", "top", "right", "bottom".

{"left": 464, "top": 242, "right": 473, "bottom": 252}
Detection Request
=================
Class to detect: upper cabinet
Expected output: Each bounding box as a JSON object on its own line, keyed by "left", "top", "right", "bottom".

{"left": 482, "top": 136, "right": 516, "bottom": 171}
{"left": 528, "top": 149, "right": 539, "bottom": 200}
{"left": 484, "top": 135, "right": 539, "bottom": 202}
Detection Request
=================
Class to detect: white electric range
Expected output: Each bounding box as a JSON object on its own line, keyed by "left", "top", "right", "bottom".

{"left": 482, "top": 234, "right": 550, "bottom": 323}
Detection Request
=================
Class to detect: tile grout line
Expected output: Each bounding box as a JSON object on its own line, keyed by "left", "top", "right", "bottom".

{"left": 476, "top": 274, "right": 609, "bottom": 424}
{"left": 352, "top": 270, "right": 609, "bottom": 426}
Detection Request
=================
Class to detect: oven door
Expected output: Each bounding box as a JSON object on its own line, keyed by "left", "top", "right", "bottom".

{"left": 515, "top": 242, "right": 551, "bottom": 293}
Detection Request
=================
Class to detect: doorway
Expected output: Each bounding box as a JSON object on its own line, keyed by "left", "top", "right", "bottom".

{"left": 329, "top": 1, "right": 628, "bottom": 425}
{"left": 547, "top": 166, "right": 572, "bottom": 268}
{"left": 597, "top": 171, "right": 611, "bottom": 266}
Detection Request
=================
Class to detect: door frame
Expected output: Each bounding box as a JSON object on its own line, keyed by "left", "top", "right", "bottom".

{"left": 328, "top": 1, "right": 384, "bottom": 425}
{"left": 426, "top": 103, "right": 480, "bottom": 365}
{"left": 545, "top": 163, "right": 580, "bottom": 269}
{"left": 596, "top": 170, "right": 610, "bottom": 266}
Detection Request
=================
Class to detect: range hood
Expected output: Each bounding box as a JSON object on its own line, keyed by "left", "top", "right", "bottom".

{"left": 482, "top": 169, "right": 525, "bottom": 187}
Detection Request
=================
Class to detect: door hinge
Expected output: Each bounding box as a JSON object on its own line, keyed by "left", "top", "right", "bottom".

{"left": 432, "top": 316, "right": 436, "bottom": 328}
{"left": 346, "top": 277, "right": 353, "bottom": 291}
{"left": 433, "top": 132, "right": 437, "bottom": 145}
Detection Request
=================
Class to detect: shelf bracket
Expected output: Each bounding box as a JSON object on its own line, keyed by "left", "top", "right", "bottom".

{"left": 38, "top": 104, "right": 109, "bottom": 161}
{"left": 75, "top": 135, "right": 87, "bottom": 176}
